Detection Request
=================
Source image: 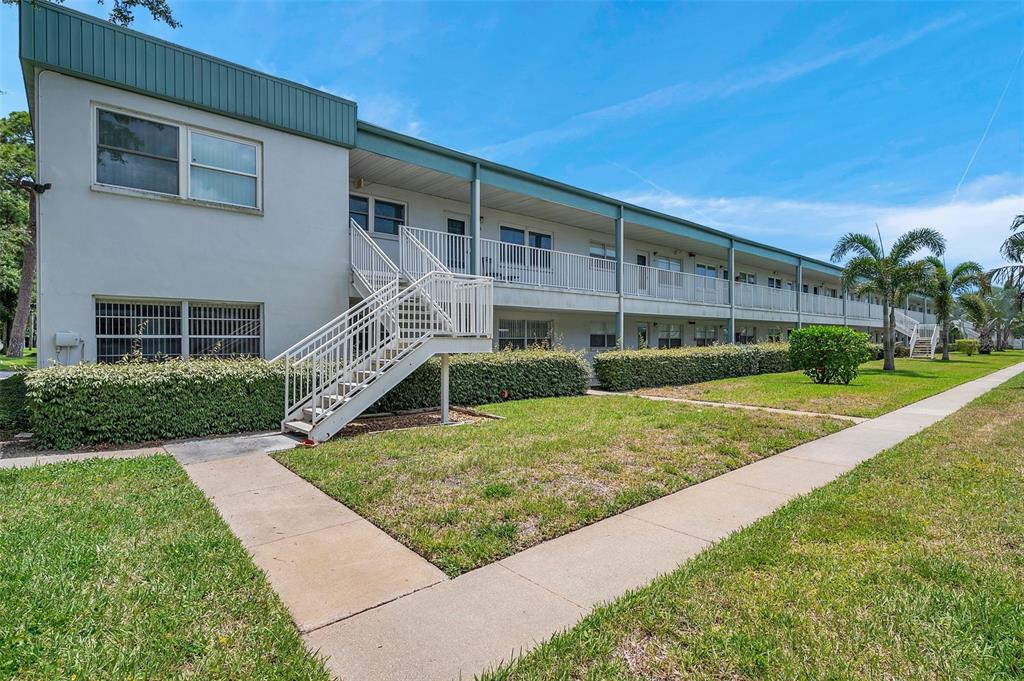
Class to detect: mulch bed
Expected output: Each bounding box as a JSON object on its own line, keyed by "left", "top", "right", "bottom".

{"left": 336, "top": 408, "right": 496, "bottom": 438}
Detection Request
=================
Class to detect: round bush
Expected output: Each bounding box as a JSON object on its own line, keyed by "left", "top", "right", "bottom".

{"left": 955, "top": 339, "right": 979, "bottom": 356}
{"left": 789, "top": 326, "right": 871, "bottom": 385}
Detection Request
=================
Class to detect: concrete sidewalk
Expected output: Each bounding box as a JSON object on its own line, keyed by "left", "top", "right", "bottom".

{"left": 304, "top": 361, "right": 1024, "bottom": 681}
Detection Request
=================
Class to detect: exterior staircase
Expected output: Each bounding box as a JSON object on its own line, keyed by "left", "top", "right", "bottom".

{"left": 894, "top": 309, "right": 939, "bottom": 359}
{"left": 276, "top": 221, "right": 493, "bottom": 443}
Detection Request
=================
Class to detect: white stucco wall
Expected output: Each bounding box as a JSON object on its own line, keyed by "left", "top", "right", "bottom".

{"left": 34, "top": 70, "right": 350, "bottom": 364}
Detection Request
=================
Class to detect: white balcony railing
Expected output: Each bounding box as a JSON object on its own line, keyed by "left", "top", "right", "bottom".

{"left": 479, "top": 239, "right": 617, "bottom": 293}
{"left": 800, "top": 292, "right": 844, "bottom": 317}
{"left": 399, "top": 225, "right": 892, "bottom": 322}
{"left": 623, "top": 263, "right": 730, "bottom": 306}
{"left": 734, "top": 282, "right": 797, "bottom": 312}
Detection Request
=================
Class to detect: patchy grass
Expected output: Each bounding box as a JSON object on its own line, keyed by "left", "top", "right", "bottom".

{"left": 639, "top": 350, "right": 1022, "bottom": 417}
{"left": 275, "top": 396, "right": 847, "bottom": 576}
{"left": 0, "top": 456, "right": 328, "bottom": 680}
{"left": 0, "top": 348, "right": 36, "bottom": 372}
{"left": 482, "top": 370, "right": 1024, "bottom": 681}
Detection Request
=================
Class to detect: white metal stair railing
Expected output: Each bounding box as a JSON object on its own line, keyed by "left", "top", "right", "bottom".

{"left": 276, "top": 225, "right": 493, "bottom": 442}
{"left": 954, "top": 319, "right": 980, "bottom": 340}
{"left": 909, "top": 323, "right": 940, "bottom": 359}
{"left": 351, "top": 218, "right": 400, "bottom": 294}
{"left": 893, "top": 309, "right": 919, "bottom": 339}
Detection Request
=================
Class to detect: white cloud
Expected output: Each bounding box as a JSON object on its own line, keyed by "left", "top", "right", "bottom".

{"left": 611, "top": 174, "right": 1023, "bottom": 268}
{"left": 475, "top": 13, "right": 963, "bottom": 160}
{"left": 317, "top": 87, "right": 424, "bottom": 137}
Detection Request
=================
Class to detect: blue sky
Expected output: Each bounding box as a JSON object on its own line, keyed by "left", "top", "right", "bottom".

{"left": 2, "top": 1, "right": 1022, "bottom": 266}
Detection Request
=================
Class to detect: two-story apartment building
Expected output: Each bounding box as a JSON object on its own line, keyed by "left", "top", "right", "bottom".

{"left": 19, "top": 0, "right": 936, "bottom": 371}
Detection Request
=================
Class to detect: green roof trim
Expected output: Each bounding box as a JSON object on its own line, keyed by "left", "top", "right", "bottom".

{"left": 356, "top": 122, "right": 843, "bottom": 275}
{"left": 18, "top": 0, "right": 357, "bottom": 147}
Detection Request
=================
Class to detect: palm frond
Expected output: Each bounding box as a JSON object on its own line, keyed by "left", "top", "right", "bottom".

{"left": 831, "top": 232, "right": 881, "bottom": 263}
{"left": 889, "top": 228, "right": 946, "bottom": 263}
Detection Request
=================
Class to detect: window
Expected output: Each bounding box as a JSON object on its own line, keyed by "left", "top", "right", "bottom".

{"left": 348, "top": 195, "right": 406, "bottom": 235}
{"left": 737, "top": 272, "right": 757, "bottom": 285}
{"left": 589, "top": 243, "right": 616, "bottom": 261}
{"left": 764, "top": 327, "right": 783, "bottom": 342}
{"left": 736, "top": 327, "right": 757, "bottom": 344}
{"left": 188, "top": 131, "right": 258, "bottom": 207}
{"left": 188, "top": 303, "right": 262, "bottom": 357}
{"left": 658, "top": 257, "right": 683, "bottom": 272}
{"left": 695, "top": 325, "right": 718, "bottom": 346}
{"left": 350, "top": 195, "right": 370, "bottom": 230}
{"left": 498, "top": 319, "right": 552, "bottom": 350}
{"left": 374, "top": 199, "right": 405, "bottom": 235}
{"left": 695, "top": 263, "right": 717, "bottom": 278}
{"left": 96, "top": 109, "right": 179, "bottom": 195}
{"left": 96, "top": 108, "right": 262, "bottom": 209}
{"left": 95, "top": 299, "right": 261, "bottom": 362}
{"left": 589, "top": 321, "right": 617, "bottom": 348}
{"left": 767, "top": 277, "right": 783, "bottom": 289}
{"left": 658, "top": 323, "right": 682, "bottom": 348}
{"left": 500, "top": 227, "right": 551, "bottom": 267}
{"left": 500, "top": 226, "right": 525, "bottom": 246}
{"left": 528, "top": 232, "right": 551, "bottom": 250}
{"left": 447, "top": 218, "right": 466, "bottom": 235}
{"left": 95, "top": 300, "right": 182, "bottom": 362}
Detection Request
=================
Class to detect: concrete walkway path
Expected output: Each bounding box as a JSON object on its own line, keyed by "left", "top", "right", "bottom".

{"left": 304, "top": 362, "right": 1024, "bottom": 681}
{"left": 587, "top": 388, "right": 868, "bottom": 423}
{"left": 172, "top": 433, "right": 447, "bottom": 633}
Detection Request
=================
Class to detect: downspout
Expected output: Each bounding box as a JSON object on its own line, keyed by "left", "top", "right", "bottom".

{"left": 470, "top": 163, "right": 480, "bottom": 276}
{"left": 728, "top": 239, "right": 736, "bottom": 343}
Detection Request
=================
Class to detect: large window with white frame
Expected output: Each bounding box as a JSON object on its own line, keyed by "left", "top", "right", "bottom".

{"left": 95, "top": 298, "right": 262, "bottom": 363}
{"left": 695, "top": 324, "right": 719, "bottom": 346}
{"left": 95, "top": 107, "right": 261, "bottom": 209}
{"left": 589, "top": 321, "right": 617, "bottom": 348}
{"left": 658, "top": 323, "right": 682, "bottom": 348}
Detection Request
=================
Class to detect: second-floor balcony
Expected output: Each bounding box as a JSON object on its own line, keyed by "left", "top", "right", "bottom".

{"left": 398, "top": 226, "right": 895, "bottom": 323}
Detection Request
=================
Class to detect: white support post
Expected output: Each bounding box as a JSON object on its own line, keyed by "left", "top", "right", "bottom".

{"left": 727, "top": 240, "right": 736, "bottom": 343}
{"left": 440, "top": 353, "right": 450, "bottom": 424}
{"left": 615, "top": 206, "right": 625, "bottom": 348}
{"left": 796, "top": 258, "right": 804, "bottom": 329}
{"left": 470, "top": 164, "right": 481, "bottom": 276}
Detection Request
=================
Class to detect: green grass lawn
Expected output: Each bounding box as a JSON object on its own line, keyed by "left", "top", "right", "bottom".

{"left": 0, "top": 456, "right": 327, "bottom": 680}
{"left": 0, "top": 348, "right": 37, "bottom": 372}
{"left": 484, "top": 369, "right": 1024, "bottom": 680}
{"left": 639, "top": 350, "right": 1023, "bottom": 417}
{"left": 275, "top": 396, "right": 848, "bottom": 576}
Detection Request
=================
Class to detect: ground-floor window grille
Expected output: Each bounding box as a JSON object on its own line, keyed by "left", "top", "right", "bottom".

{"left": 95, "top": 299, "right": 261, "bottom": 362}
{"left": 189, "top": 303, "right": 262, "bottom": 357}
{"left": 498, "top": 319, "right": 552, "bottom": 350}
{"left": 96, "top": 301, "right": 183, "bottom": 362}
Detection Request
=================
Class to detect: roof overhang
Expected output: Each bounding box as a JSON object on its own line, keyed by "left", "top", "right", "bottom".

{"left": 18, "top": 0, "right": 357, "bottom": 147}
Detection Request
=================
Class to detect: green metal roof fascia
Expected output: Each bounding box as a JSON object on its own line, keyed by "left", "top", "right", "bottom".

{"left": 18, "top": 0, "right": 357, "bottom": 148}
{"left": 356, "top": 122, "right": 847, "bottom": 273}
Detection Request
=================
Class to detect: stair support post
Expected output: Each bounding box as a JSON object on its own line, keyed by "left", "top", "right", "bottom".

{"left": 440, "top": 353, "right": 450, "bottom": 424}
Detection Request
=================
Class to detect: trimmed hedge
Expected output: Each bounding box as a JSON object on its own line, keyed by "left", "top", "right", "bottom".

{"left": 0, "top": 373, "right": 29, "bottom": 434}
{"left": 868, "top": 341, "right": 909, "bottom": 360}
{"left": 369, "top": 349, "right": 590, "bottom": 413}
{"left": 24, "top": 350, "right": 590, "bottom": 449}
{"left": 789, "top": 326, "right": 870, "bottom": 385}
{"left": 25, "top": 359, "right": 284, "bottom": 450}
{"left": 956, "top": 339, "right": 980, "bottom": 356}
{"left": 593, "top": 343, "right": 791, "bottom": 391}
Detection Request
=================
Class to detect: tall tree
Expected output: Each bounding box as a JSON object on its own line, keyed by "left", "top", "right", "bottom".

{"left": 0, "top": 112, "right": 42, "bottom": 358}
{"left": 832, "top": 228, "right": 945, "bottom": 371}
{"left": 0, "top": 0, "right": 178, "bottom": 358}
{"left": 958, "top": 292, "right": 996, "bottom": 354}
{"left": 1, "top": 0, "right": 179, "bottom": 28}
{"left": 923, "top": 256, "right": 982, "bottom": 361}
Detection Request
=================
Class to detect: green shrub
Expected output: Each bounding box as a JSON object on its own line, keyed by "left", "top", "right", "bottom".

{"left": 24, "top": 350, "right": 589, "bottom": 449}
{"left": 369, "top": 349, "right": 590, "bottom": 412}
{"left": 867, "top": 342, "right": 884, "bottom": 361}
{"left": 789, "top": 326, "right": 871, "bottom": 385}
{"left": 0, "top": 373, "right": 29, "bottom": 434}
{"left": 25, "top": 359, "right": 284, "bottom": 449}
{"left": 593, "top": 343, "right": 791, "bottom": 391}
{"left": 956, "top": 339, "right": 979, "bottom": 356}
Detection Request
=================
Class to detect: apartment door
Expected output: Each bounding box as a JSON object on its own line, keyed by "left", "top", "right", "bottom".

{"left": 635, "top": 252, "right": 650, "bottom": 295}
{"left": 637, "top": 322, "right": 650, "bottom": 349}
{"left": 446, "top": 217, "right": 468, "bottom": 272}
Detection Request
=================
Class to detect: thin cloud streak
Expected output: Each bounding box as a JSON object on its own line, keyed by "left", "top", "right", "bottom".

{"left": 476, "top": 13, "right": 963, "bottom": 160}
{"left": 611, "top": 174, "right": 1022, "bottom": 269}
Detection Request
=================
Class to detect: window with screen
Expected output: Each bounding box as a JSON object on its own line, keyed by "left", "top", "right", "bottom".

{"left": 350, "top": 195, "right": 370, "bottom": 230}
{"left": 589, "top": 321, "right": 617, "bottom": 348}
{"left": 658, "top": 323, "right": 682, "bottom": 348}
{"left": 374, "top": 199, "right": 405, "bottom": 235}
{"left": 189, "top": 131, "right": 259, "bottom": 207}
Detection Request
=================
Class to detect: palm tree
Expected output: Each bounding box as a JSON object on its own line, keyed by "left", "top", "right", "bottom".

{"left": 832, "top": 228, "right": 945, "bottom": 371}
{"left": 988, "top": 284, "right": 1020, "bottom": 351}
{"left": 989, "top": 213, "right": 1024, "bottom": 288}
{"left": 959, "top": 292, "right": 995, "bottom": 354}
{"left": 923, "top": 256, "right": 982, "bottom": 360}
